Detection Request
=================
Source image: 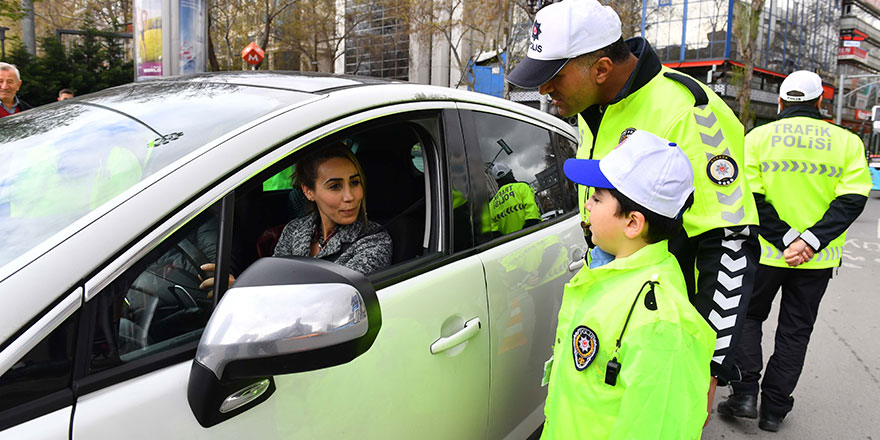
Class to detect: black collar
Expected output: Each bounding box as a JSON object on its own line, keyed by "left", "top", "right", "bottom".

{"left": 607, "top": 37, "right": 662, "bottom": 105}
{"left": 777, "top": 104, "right": 822, "bottom": 121}
{"left": 578, "top": 38, "right": 663, "bottom": 145}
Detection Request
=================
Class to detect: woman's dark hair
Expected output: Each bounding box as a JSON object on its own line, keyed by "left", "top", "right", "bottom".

{"left": 294, "top": 142, "right": 368, "bottom": 225}
{"left": 607, "top": 188, "right": 694, "bottom": 244}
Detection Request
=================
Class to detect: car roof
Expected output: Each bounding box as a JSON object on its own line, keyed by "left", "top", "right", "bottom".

{"left": 127, "top": 71, "right": 398, "bottom": 94}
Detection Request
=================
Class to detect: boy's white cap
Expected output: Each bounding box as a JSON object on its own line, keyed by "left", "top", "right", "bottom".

{"left": 779, "top": 70, "right": 823, "bottom": 102}
{"left": 563, "top": 130, "right": 694, "bottom": 218}
{"left": 506, "top": 0, "right": 622, "bottom": 88}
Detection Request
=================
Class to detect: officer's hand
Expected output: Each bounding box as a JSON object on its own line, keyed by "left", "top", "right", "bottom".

{"left": 784, "top": 239, "right": 811, "bottom": 267}
{"left": 705, "top": 376, "right": 718, "bottom": 427}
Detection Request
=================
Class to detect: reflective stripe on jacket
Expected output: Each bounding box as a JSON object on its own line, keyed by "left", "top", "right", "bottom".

{"left": 542, "top": 241, "right": 714, "bottom": 440}
{"left": 489, "top": 182, "right": 541, "bottom": 234}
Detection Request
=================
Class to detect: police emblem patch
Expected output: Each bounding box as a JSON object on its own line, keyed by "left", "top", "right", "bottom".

{"left": 572, "top": 326, "right": 599, "bottom": 371}
{"left": 706, "top": 154, "right": 738, "bottom": 186}
{"left": 618, "top": 127, "right": 637, "bottom": 144}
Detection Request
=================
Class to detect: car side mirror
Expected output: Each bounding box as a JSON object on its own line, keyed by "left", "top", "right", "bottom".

{"left": 187, "top": 256, "right": 381, "bottom": 428}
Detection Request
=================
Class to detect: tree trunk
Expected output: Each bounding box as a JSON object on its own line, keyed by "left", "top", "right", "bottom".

{"left": 207, "top": 14, "right": 220, "bottom": 71}
{"left": 733, "top": 0, "right": 765, "bottom": 132}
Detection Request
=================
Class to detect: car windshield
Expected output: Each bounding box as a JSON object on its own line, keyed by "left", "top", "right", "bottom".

{"left": 0, "top": 81, "right": 314, "bottom": 269}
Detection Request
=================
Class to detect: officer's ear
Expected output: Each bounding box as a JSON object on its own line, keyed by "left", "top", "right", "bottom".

{"left": 815, "top": 96, "right": 823, "bottom": 110}
{"left": 593, "top": 57, "right": 614, "bottom": 85}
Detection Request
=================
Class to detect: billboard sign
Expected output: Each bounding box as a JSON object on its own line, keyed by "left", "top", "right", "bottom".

{"left": 839, "top": 46, "right": 868, "bottom": 60}
{"left": 134, "top": 0, "right": 163, "bottom": 78}
{"left": 179, "top": 0, "right": 206, "bottom": 75}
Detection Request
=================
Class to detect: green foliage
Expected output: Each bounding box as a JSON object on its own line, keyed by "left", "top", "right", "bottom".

{"left": 0, "top": 0, "right": 25, "bottom": 20}
{"left": 1, "top": 22, "right": 133, "bottom": 106}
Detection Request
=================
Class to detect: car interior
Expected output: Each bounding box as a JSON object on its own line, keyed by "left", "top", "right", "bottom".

{"left": 95, "top": 119, "right": 438, "bottom": 369}
{"left": 231, "top": 120, "right": 433, "bottom": 273}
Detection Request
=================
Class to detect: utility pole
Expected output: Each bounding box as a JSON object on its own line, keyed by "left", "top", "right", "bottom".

{"left": 0, "top": 27, "right": 8, "bottom": 59}
{"left": 836, "top": 73, "right": 880, "bottom": 125}
{"left": 20, "top": 0, "right": 36, "bottom": 55}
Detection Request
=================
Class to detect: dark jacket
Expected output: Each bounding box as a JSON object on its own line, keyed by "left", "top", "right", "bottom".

{"left": 273, "top": 211, "right": 392, "bottom": 275}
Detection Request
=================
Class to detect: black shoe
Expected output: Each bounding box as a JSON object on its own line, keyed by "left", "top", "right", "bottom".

{"left": 717, "top": 393, "right": 758, "bottom": 419}
{"left": 759, "top": 412, "right": 785, "bottom": 432}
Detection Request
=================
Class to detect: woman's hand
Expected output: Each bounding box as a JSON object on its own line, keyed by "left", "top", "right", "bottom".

{"left": 198, "top": 263, "right": 236, "bottom": 296}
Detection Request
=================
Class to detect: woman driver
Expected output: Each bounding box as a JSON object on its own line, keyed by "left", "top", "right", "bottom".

{"left": 200, "top": 143, "right": 392, "bottom": 289}
{"left": 272, "top": 144, "right": 392, "bottom": 274}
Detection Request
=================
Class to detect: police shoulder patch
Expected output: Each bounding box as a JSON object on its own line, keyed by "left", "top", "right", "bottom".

{"left": 572, "top": 325, "right": 599, "bottom": 371}
{"left": 706, "top": 154, "right": 738, "bottom": 186}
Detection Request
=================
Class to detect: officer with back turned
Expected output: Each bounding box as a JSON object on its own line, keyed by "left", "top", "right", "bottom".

{"left": 717, "top": 70, "right": 872, "bottom": 432}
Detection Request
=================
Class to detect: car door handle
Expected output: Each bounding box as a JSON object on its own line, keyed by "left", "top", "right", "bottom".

{"left": 569, "top": 247, "right": 586, "bottom": 272}
{"left": 430, "top": 318, "right": 482, "bottom": 354}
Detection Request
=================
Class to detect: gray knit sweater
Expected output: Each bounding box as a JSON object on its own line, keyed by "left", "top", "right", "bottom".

{"left": 272, "top": 212, "right": 392, "bottom": 275}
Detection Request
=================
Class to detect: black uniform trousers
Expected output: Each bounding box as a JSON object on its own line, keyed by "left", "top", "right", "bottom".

{"left": 730, "top": 264, "right": 833, "bottom": 417}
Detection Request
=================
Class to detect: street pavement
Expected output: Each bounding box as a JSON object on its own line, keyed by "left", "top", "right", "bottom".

{"left": 702, "top": 192, "right": 880, "bottom": 439}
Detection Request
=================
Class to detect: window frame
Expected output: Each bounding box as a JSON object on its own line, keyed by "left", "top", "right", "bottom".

{"left": 457, "top": 107, "right": 579, "bottom": 248}
{"left": 0, "top": 288, "right": 80, "bottom": 431}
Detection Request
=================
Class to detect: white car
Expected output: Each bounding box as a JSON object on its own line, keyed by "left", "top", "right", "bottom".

{"left": 0, "top": 72, "right": 586, "bottom": 439}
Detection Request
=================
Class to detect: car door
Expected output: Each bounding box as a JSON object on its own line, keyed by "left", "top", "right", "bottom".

{"left": 69, "top": 104, "right": 493, "bottom": 439}
{"left": 458, "top": 107, "right": 586, "bottom": 439}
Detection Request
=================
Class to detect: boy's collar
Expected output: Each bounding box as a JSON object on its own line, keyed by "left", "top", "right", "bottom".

{"left": 598, "top": 241, "right": 668, "bottom": 271}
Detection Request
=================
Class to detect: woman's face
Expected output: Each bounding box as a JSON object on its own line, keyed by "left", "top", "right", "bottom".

{"left": 303, "top": 157, "right": 363, "bottom": 228}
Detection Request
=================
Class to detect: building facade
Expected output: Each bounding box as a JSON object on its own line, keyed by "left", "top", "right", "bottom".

{"left": 642, "top": 0, "right": 840, "bottom": 124}
{"left": 837, "top": 0, "right": 880, "bottom": 135}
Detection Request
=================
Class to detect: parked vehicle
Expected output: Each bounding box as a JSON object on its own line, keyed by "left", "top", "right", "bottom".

{"left": 0, "top": 72, "right": 585, "bottom": 439}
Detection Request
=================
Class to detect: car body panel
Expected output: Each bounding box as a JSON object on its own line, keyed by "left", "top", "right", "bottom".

{"left": 0, "top": 407, "right": 69, "bottom": 440}
{"left": 481, "top": 216, "right": 584, "bottom": 439}
{"left": 73, "top": 257, "right": 491, "bottom": 439}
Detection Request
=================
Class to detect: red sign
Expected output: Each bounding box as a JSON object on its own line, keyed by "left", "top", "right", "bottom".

{"left": 840, "top": 29, "right": 868, "bottom": 41}
{"left": 839, "top": 46, "right": 868, "bottom": 60}
{"left": 241, "top": 42, "right": 265, "bottom": 65}
{"left": 855, "top": 109, "right": 871, "bottom": 120}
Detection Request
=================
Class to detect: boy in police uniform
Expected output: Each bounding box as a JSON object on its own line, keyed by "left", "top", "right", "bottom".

{"left": 543, "top": 130, "right": 714, "bottom": 439}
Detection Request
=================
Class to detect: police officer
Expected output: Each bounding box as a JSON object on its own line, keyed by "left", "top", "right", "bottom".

{"left": 506, "top": 0, "right": 760, "bottom": 406}
{"left": 717, "top": 70, "right": 872, "bottom": 431}
{"left": 489, "top": 163, "right": 542, "bottom": 234}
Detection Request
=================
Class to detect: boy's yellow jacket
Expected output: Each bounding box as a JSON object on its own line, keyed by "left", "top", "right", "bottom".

{"left": 542, "top": 241, "right": 714, "bottom": 439}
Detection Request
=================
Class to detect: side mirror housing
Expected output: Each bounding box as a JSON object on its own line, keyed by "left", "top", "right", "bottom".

{"left": 187, "top": 257, "right": 381, "bottom": 427}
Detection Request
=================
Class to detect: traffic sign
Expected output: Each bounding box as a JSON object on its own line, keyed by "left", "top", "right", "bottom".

{"left": 241, "top": 42, "right": 265, "bottom": 65}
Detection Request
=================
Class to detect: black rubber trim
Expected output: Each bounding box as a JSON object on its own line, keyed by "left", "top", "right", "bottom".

{"left": 664, "top": 72, "right": 709, "bottom": 107}
{"left": 73, "top": 343, "right": 198, "bottom": 397}
{"left": 187, "top": 361, "right": 275, "bottom": 428}
{"left": 0, "top": 389, "right": 72, "bottom": 432}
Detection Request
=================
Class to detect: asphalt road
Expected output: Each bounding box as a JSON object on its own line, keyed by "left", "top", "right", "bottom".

{"left": 702, "top": 192, "right": 880, "bottom": 439}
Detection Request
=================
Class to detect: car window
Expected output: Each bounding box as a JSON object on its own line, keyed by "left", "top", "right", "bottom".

{"left": 231, "top": 116, "right": 439, "bottom": 278}
{"left": 471, "top": 112, "right": 567, "bottom": 241}
{"left": 0, "top": 311, "right": 78, "bottom": 413}
{"left": 0, "top": 83, "right": 312, "bottom": 271}
{"left": 88, "top": 206, "right": 221, "bottom": 374}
